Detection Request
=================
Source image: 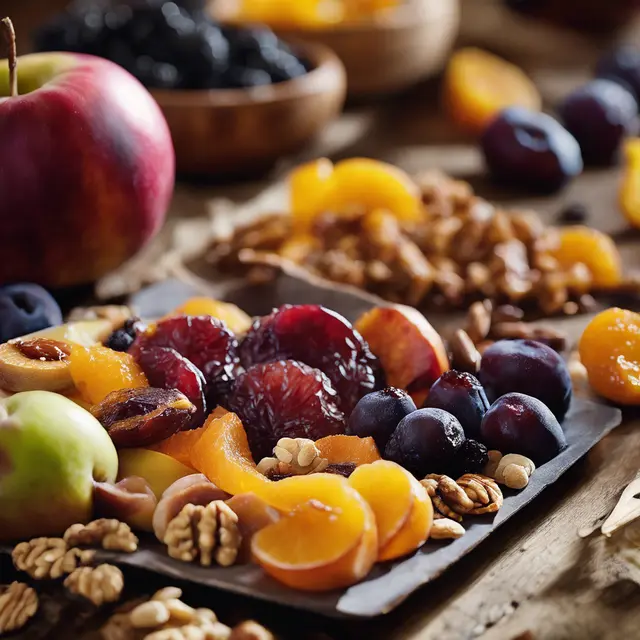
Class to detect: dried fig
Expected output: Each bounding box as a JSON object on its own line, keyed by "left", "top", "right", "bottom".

{"left": 94, "top": 476, "right": 158, "bottom": 532}
{"left": 152, "top": 474, "right": 230, "bottom": 541}
{"left": 91, "top": 387, "right": 196, "bottom": 447}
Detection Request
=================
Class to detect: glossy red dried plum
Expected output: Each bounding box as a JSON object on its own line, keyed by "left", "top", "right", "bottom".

{"left": 131, "top": 315, "right": 239, "bottom": 401}
{"left": 226, "top": 359, "right": 346, "bottom": 461}
{"left": 239, "top": 305, "right": 380, "bottom": 413}
{"left": 136, "top": 346, "right": 207, "bottom": 428}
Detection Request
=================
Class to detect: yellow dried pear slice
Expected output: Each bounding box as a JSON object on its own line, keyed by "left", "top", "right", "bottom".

{"left": 0, "top": 320, "right": 113, "bottom": 393}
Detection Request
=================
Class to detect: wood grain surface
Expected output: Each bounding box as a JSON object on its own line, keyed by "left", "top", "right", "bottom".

{"left": 3, "top": 2, "right": 640, "bottom": 639}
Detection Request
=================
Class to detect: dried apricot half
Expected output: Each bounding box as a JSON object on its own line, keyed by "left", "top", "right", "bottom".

{"left": 444, "top": 47, "right": 542, "bottom": 134}
{"left": 349, "top": 460, "right": 414, "bottom": 548}
{"left": 289, "top": 158, "right": 334, "bottom": 231}
{"left": 579, "top": 307, "right": 640, "bottom": 405}
{"left": 550, "top": 226, "right": 622, "bottom": 287}
{"left": 619, "top": 138, "right": 640, "bottom": 228}
{"left": 251, "top": 479, "right": 378, "bottom": 591}
{"left": 315, "top": 434, "right": 381, "bottom": 466}
{"left": 164, "top": 298, "right": 253, "bottom": 334}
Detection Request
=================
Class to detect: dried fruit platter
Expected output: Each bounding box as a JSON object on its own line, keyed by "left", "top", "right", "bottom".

{"left": 81, "top": 275, "right": 618, "bottom": 619}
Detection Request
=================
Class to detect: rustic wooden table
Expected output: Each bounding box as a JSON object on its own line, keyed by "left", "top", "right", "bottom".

{"left": 4, "top": 4, "right": 640, "bottom": 639}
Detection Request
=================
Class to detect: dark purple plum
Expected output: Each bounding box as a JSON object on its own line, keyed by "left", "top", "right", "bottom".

{"left": 481, "top": 107, "right": 583, "bottom": 193}
{"left": 347, "top": 387, "right": 416, "bottom": 451}
{"left": 596, "top": 45, "right": 640, "bottom": 103}
{"left": 558, "top": 80, "right": 638, "bottom": 166}
{"left": 479, "top": 339, "right": 572, "bottom": 422}
{"left": 480, "top": 393, "right": 567, "bottom": 464}
{"left": 384, "top": 408, "right": 465, "bottom": 477}
{"left": 423, "top": 370, "right": 490, "bottom": 440}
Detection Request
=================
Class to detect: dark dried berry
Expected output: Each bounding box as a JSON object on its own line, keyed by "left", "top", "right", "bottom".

{"left": 325, "top": 462, "right": 358, "bottom": 478}
{"left": 557, "top": 202, "right": 588, "bottom": 224}
{"left": 106, "top": 329, "right": 135, "bottom": 352}
{"left": 239, "top": 305, "right": 380, "bottom": 413}
{"left": 131, "top": 315, "right": 239, "bottom": 403}
{"left": 226, "top": 359, "right": 346, "bottom": 461}
{"left": 136, "top": 346, "right": 207, "bottom": 428}
{"left": 451, "top": 439, "right": 489, "bottom": 476}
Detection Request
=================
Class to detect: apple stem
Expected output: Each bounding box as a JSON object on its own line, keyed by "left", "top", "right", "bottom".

{"left": 1, "top": 17, "right": 17, "bottom": 97}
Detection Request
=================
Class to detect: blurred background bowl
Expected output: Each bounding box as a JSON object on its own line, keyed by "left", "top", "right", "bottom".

{"left": 216, "top": 0, "right": 460, "bottom": 98}
{"left": 152, "top": 41, "right": 346, "bottom": 176}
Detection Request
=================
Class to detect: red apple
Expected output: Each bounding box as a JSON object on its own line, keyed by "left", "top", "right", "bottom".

{"left": 0, "top": 31, "right": 174, "bottom": 287}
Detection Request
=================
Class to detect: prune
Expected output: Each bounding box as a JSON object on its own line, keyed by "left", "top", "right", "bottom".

{"left": 384, "top": 408, "right": 465, "bottom": 477}
{"left": 481, "top": 107, "right": 583, "bottom": 193}
{"left": 239, "top": 305, "right": 380, "bottom": 413}
{"left": 480, "top": 393, "right": 567, "bottom": 464}
{"left": 479, "top": 339, "right": 572, "bottom": 422}
{"left": 558, "top": 80, "right": 638, "bottom": 166}
{"left": 136, "top": 346, "right": 207, "bottom": 427}
{"left": 423, "top": 370, "right": 490, "bottom": 440}
{"left": 0, "top": 284, "right": 62, "bottom": 343}
{"left": 347, "top": 387, "right": 417, "bottom": 451}
{"left": 226, "top": 360, "right": 346, "bottom": 461}
{"left": 131, "top": 315, "right": 238, "bottom": 403}
{"left": 596, "top": 45, "right": 640, "bottom": 102}
{"left": 451, "top": 439, "right": 489, "bottom": 476}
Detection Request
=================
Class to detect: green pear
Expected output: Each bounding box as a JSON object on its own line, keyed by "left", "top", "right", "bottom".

{"left": 0, "top": 391, "right": 118, "bottom": 541}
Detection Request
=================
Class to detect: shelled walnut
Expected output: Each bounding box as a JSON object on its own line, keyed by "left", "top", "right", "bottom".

{"left": 164, "top": 502, "right": 241, "bottom": 567}
{"left": 257, "top": 437, "right": 328, "bottom": 477}
{"left": 0, "top": 582, "right": 38, "bottom": 634}
{"left": 64, "top": 519, "right": 139, "bottom": 553}
{"left": 64, "top": 564, "right": 124, "bottom": 606}
{"left": 12, "top": 537, "right": 95, "bottom": 579}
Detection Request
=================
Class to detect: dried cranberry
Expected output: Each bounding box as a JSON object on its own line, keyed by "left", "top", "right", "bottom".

{"left": 136, "top": 347, "right": 207, "bottom": 428}
{"left": 239, "top": 305, "right": 380, "bottom": 413}
{"left": 131, "top": 315, "right": 239, "bottom": 403}
{"left": 226, "top": 359, "right": 346, "bottom": 461}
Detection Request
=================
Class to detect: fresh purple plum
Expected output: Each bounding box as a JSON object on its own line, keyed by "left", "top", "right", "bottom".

{"left": 480, "top": 392, "right": 567, "bottom": 464}
{"left": 558, "top": 79, "right": 638, "bottom": 166}
{"left": 423, "top": 370, "right": 490, "bottom": 440}
{"left": 479, "top": 339, "right": 572, "bottom": 422}
{"left": 347, "top": 387, "right": 416, "bottom": 452}
{"left": 384, "top": 408, "right": 465, "bottom": 477}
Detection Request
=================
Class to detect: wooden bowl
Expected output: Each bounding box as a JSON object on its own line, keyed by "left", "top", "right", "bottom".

{"left": 152, "top": 42, "right": 346, "bottom": 176}
{"left": 216, "top": 0, "right": 460, "bottom": 98}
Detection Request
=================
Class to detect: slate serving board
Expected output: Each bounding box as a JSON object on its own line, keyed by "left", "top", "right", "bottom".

{"left": 108, "top": 277, "right": 623, "bottom": 618}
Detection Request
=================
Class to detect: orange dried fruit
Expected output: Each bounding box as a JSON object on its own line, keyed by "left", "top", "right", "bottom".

{"left": 444, "top": 47, "right": 542, "bottom": 134}
{"left": 289, "top": 158, "right": 334, "bottom": 230}
{"left": 355, "top": 304, "right": 450, "bottom": 406}
{"left": 315, "top": 434, "right": 381, "bottom": 466}
{"left": 550, "top": 225, "right": 622, "bottom": 287}
{"left": 326, "top": 158, "right": 422, "bottom": 223}
{"left": 378, "top": 475, "right": 433, "bottom": 561}
{"left": 164, "top": 297, "right": 253, "bottom": 334}
{"left": 251, "top": 479, "right": 378, "bottom": 591}
{"left": 579, "top": 307, "right": 640, "bottom": 405}
{"left": 348, "top": 460, "right": 414, "bottom": 548}
{"left": 190, "top": 410, "right": 274, "bottom": 497}
{"left": 619, "top": 138, "right": 640, "bottom": 228}
{"left": 69, "top": 344, "right": 148, "bottom": 405}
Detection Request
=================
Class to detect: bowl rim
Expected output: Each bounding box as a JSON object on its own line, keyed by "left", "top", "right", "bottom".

{"left": 218, "top": 0, "right": 460, "bottom": 36}
{"left": 151, "top": 40, "right": 345, "bottom": 108}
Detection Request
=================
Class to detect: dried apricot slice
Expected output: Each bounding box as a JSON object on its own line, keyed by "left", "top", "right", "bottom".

{"left": 579, "top": 307, "right": 640, "bottom": 405}
{"left": 69, "top": 344, "right": 148, "bottom": 405}
{"left": 348, "top": 461, "right": 414, "bottom": 548}
{"left": 326, "top": 158, "right": 422, "bottom": 223}
{"left": 619, "top": 138, "right": 640, "bottom": 228}
{"left": 315, "top": 435, "right": 381, "bottom": 466}
{"left": 550, "top": 225, "right": 622, "bottom": 287}
{"left": 289, "top": 158, "right": 334, "bottom": 230}
{"left": 355, "top": 305, "right": 449, "bottom": 406}
{"left": 164, "top": 298, "right": 253, "bottom": 334}
{"left": 378, "top": 475, "right": 433, "bottom": 561}
{"left": 444, "top": 47, "right": 542, "bottom": 134}
{"left": 252, "top": 481, "right": 377, "bottom": 591}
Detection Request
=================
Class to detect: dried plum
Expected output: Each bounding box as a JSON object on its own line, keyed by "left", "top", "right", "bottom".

{"left": 239, "top": 305, "right": 380, "bottom": 413}
{"left": 226, "top": 360, "right": 346, "bottom": 461}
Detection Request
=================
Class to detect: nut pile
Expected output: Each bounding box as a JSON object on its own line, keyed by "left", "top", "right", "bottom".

{"left": 257, "top": 437, "right": 329, "bottom": 477}
{"left": 209, "top": 169, "right": 606, "bottom": 314}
